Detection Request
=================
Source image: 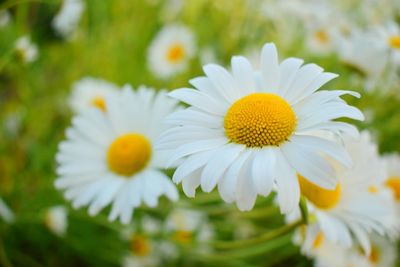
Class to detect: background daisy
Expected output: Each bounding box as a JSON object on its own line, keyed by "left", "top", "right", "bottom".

{"left": 55, "top": 85, "right": 179, "bottom": 224}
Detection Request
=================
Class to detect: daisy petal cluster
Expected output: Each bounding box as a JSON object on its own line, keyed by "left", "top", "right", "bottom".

{"left": 157, "top": 42, "right": 364, "bottom": 213}
{"left": 55, "top": 85, "right": 179, "bottom": 224}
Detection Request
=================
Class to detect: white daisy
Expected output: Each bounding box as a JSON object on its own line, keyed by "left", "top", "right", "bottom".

{"left": 147, "top": 24, "right": 195, "bottom": 79}
{"left": 0, "top": 10, "right": 11, "bottom": 28}
{"left": 0, "top": 197, "right": 14, "bottom": 223}
{"left": 374, "top": 21, "right": 400, "bottom": 66}
{"left": 288, "top": 131, "right": 398, "bottom": 255}
{"left": 55, "top": 85, "right": 179, "bottom": 224}
{"left": 122, "top": 233, "right": 160, "bottom": 267}
{"left": 383, "top": 153, "right": 400, "bottom": 203}
{"left": 52, "top": 0, "right": 85, "bottom": 38}
{"left": 157, "top": 42, "right": 363, "bottom": 213}
{"left": 44, "top": 206, "right": 68, "bottom": 236}
{"left": 15, "top": 36, "right": 38, "bottom": 63}
{"left": 336, "top": 28, "right": 387, "bottom": 80}
{"left": 69, "top": 77, "right": 120, "bottom": 114}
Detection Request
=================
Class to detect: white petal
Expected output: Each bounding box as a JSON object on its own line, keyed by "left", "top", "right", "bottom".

{"left": 231, "top": 56, "right": 256, "bottom": 95}
{"left": 251, "top": 148, "right": 275, "bottom": 196}
{"left": 260, "top": 43, "right": 280, "bottom": 93}
{"left": 182, "top": 169, "right": 202, "bottom": 197}
{"left": 236, "top": 158, "right": 258, "bottom": 211}
{"left": 281, "top": 141, "right": 337, "bottom": 189}
{"left": 200, "top": 144, "right": 244, "bottom": 192}
{"left": 279, "top": 57, "right": 304, "bottom": 97}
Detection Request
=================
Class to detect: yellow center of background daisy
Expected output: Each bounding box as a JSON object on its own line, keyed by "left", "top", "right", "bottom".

{"left": 90, "top": 96, "right": 106, "bottom": 111}
{"left": 130, "top": 234, "right": 151, "bottom": 257}
{"left": 167, "top": 43, "right": 185, "bottom": 63}
{"left": 315, "top": 30, "right": 329, "bottom": 44}
{"left": 386, "top": 177, "right": 400, "bottom": 201}
{"left": 312, "top": 232, "right": 324, "bottom": 249}
{"left": 389, "top": 36, "right": 400, "bottom": 49}
{"left": 298, "top": 175, "right": 341, "bottom": 210}
{"left": 224, "top": 93, "right": 296, "bottom": 147}
{"left": 172, "top": 230, "right": 193, "bottom": 244}
{"left": 107, "top": 133, "right": 151, "bottom": 176}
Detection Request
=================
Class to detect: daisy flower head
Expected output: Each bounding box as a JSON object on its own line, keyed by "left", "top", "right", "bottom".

{"left": 157, "top": 42, "right": 364, "bottom": 213}
{"left": 383, "top": 153, "right": 400, "bottom": 203}
{"left": 52, "top": 0, "right": 85, "bottom": 38}
{"left": 375, "top": 21, "right": 400, "bottom": 66}
{"left": 14, "top": 36, "right": 38, "bottom": 64}
{"left": 44, "top": 205, "right": 68, "bottom": 236}
{"left": 55, "top": 85, "right": 179, "bottom": 224}
{"left": 69, "top": 77, "right": 119, "bottom": 114}
{"left": 147, "top": 24, "right": 195, "bottom": 79}
{"left": 289, "top": 131, "right": 398, "bottom": 255}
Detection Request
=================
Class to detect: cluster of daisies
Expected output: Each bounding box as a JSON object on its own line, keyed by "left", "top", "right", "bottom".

{"left": 54, "top": 41, "right": 400, "bottom": 266}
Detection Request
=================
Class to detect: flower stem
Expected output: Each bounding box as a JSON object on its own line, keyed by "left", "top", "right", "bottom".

{"left": 210, "top": 219, "right": 303, "bottom": 249}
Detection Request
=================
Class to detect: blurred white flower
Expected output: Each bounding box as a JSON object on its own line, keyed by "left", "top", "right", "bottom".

{"left": 383, "top": 153, "right": 400, "bottom": 203}
{"left": 55, "top": 86, "right": 179, "bottom": 224}
{"left": 44, "top": 206, "right": 68, "bottom": 236}
{"left": 52, "top": 0, "right": 85, "bottom": 38}
{"left": 0, "top": 10, "right": 11, "bottom": 28}
{"left": 15, "top": 36, "right": 38, "bottom": 63}
{"left": 374, "top": 21, "right": 400, "bottom": 67}
{"left": 69, "top": 77, "right": 120, "bottom": 114}
{"left": 122, "top": 234, "right": 160, "bottom": 267}
{"left": 289, "top": 131, "right": 399, "bottom": 255}
{"left": 158, "top": 42, "right": 363, "bottom": 213}
{"left": 147, "top": 24, "right": 195, "bottom": 79}
{"left": 0, "top": 197, "right": 14, "bottom": 223}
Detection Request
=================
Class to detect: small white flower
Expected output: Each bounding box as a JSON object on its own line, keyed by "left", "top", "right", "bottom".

{"left": 15, "top": 36, "right": 38, "bottom": 63}
{"left": 0, "top": 197, "right": 14, "bottom": 223}
{"left": 157, "top": 42, "right": 363, "bottom": 213}
{"left": 0, "top": 10, "right": 11, "bottom": 28}
{"left": 383, "top": 153, "right": 400, "bottom": 203}
{"left": 289, "top": 131, "right": 398, "bottom": 255}
{"left": 69, "top": 77, "right": 120, "bottom": 114}
{"left": 147, "top": 24, "right": 195, "bottom": 79}
{"left": 52, "top": 0, "right": 85, "bottom": 38}
{"left": 44, "top": 206, "right": 68, "bottom": 236}
{"left": 374, "top": 21, "right": 400, "bottom": 66}
{"left": 55, "top": 86, "right": 179, "bottom": 224}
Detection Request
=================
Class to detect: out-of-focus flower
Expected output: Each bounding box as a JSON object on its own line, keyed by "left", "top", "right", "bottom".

{"left": 69, "top": 77, "right": 119, "bottom": 114}
{"left": 0, "top": 10, "right": 11, "bottom": 28}
{"left": 147, "top": 24, "right": 195, "bottom": 79}
{"left": 290, "top": 132, "right": 398, "bottom": 255}
{"left": 52, "top": 0, "right": 85, "bottom": 38}
{"left": 336, "top": 29, "right": 387, "bottom": 82}
{"left": 0, "top": 197, "right": 14, "bottom": 223}
{"left": 383, "top": 153, "right": 400, "bottom": 203}
{"left": 122, "top": 233, "right": 160, "bottom": 267}
{"left": 157, "top": 42, "right": 363, "bottom": 213}
{"left": 44, "top": 206, "right": 68, "bottom": 236}
{"left": 55, "top": 86, "right": 179, "bottom": 224}
{"left": 374, "top": 22, "right": 400, "bottom": 66}
{"left": 15, "top": 36, "right": 38, "bottom": 63}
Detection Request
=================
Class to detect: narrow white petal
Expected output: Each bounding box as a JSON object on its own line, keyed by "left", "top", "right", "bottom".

{"left": 251, "top": 148, "right": 275, "bottom": 196}
{"left": 231, "top": 56, "right": 256, "bottom": 95}
{"left": 261, "top": 43, "right": 280, "bottom": 92}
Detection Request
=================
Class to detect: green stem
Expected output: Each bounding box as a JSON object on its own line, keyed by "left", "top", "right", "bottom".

{"left": 211, "top": 219, "right": 303, "bottom": 249}
{"left": 299, "top": 196, "right": 309, "bottom": 225}
{"left": 0, "top": 237, "right": 13, "bottom": 267}
{"left": 194, "top": 234, "right": 292, "bottom": 261}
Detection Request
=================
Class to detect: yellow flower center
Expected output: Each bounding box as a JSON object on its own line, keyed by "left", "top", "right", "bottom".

{"left": 172, "top": 230, "right": 193, "bottom": 244}
{"left": 315, "top": 30, "right": 329, "bottom": 44}
{"left": 386, "top": 177, "right": 400, "bottom": 201}
{"left": 130, "top": 234, "right": 151, "bottom": 257}
{"left": 298, "top": 175, "right": 341, "bottom": 210}
{"left": 166, "top": 43, "right": 185, "bottom": 63}
{"left": 312, "top": 232, "right": 325, "bottom": 249}
{"left": 107, "top": 134, "right": 152, "bottom": 177}
{"left": 224, "top": 93, "right": 296, "bottom": 147}
{"left": 368, "top": 185, "right": 379, "bottom": 194}
{"left": 90, "top": 96, "right": 106, "bottom": 111}
{"left": 368, "top": 245, "right": 380, "bottom": 264}
{"left": 389, "top": 36, "right": 400, "bottom": 49}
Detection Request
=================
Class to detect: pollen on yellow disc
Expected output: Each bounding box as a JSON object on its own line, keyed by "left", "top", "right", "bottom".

{"left": 90, "top": 96, "right": 106, "bottom": 111}
{"left": 386, "top": 177, "right": 400, "bottom": 201}
{"left": 312, "top": 232, "right": 325, "bottom": 249}
{"left": 298, "top": 175, "right": 341, "bottom": 210}
{"left": 130, "top": 234, "right": 151, "bottom": 257}
{"left": 388, "top": 36, "right": 400, "bottom": 49}
{"left": 315, "top": 30, "right": 329, "bottom": 44}
{"left": 107, "top": 134, "right": 152, "bottom": 177}
{"left": 172, "top": 230, "right": 193, "bottom": 244}
{"left": 166, "top": 43, "right": 185, "bottom": 63}
{"left": 224, "top": 93, "right": 296, "bottom": 147}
